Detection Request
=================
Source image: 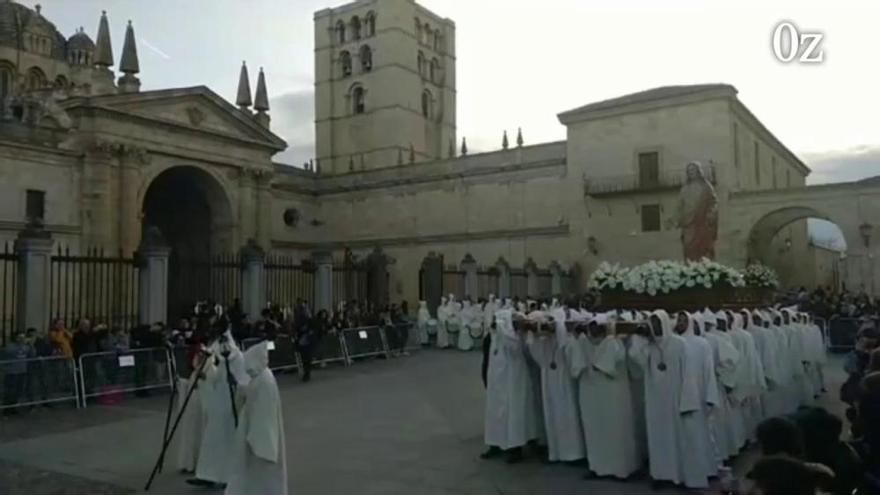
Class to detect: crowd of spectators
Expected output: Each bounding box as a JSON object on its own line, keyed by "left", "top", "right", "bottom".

{"left": 777, "top": 286, "right": 879, "bottom": 321}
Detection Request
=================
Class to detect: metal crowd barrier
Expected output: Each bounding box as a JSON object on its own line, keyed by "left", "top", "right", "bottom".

{"left": 313, "top": 332, "right": 349, "bottom": 366}
{"left": 0, "top": 355, "right": 79, "bottom": 410}
{"left": 384, "top": 323, "right": 415, "bottom": 353}
{"left": 342, "top": 326, "right": 389, "bottom": 363}
{"left": 828, "top": 317, "right": 860, "bottom": 352}
{"left": 78, "top": 347, "right": 173, "bottom": 408}
{"left": 812, "top": 316, "right": 829, "bottom": 350}
{"left": 241, "top": 336, "right": 303, "bottom": 372}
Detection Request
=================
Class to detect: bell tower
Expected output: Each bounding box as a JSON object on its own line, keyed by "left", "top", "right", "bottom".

{"left": 314, "top": 0, "right": 456, "bottom": 175}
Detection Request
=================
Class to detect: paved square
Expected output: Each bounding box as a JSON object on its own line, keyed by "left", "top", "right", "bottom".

{"left": 0, "top": 350, "right": 843, "bottom": 495}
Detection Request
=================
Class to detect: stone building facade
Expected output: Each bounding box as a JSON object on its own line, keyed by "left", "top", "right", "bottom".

{"left": 5, "top": 0, "right": 866, "bottom": 318}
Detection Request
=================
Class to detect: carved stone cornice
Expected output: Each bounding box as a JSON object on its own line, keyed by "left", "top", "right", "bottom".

{"left": 89, "top": 138, "right": 152, "bottom": 164}
{"left": 241, "top": 166, "right": 274, "bottom": 187}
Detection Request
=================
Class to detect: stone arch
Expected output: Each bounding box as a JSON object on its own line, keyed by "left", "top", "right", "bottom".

{"left": 746, "top": 205, "right": 854, "bottom": 265}
{"left": 138, "top": 164, "right": 236, "bottom": 255}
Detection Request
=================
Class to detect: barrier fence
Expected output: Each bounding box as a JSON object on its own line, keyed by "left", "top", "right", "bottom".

{"left": 0, "top": 355, "right": 78, "bottom": 410}
{"left": 0, "top": 324, "right": 415, "bottom": 411}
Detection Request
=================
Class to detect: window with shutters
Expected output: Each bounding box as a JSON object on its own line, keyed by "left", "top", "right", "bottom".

{"left": 26, "top": 189, "right": 45, "bottom": 223}
{"left": 641, "top": 204, "right": 661, "bottom": 232}
{"left": 638, "top": 151, "right": 660, "bottom": 188}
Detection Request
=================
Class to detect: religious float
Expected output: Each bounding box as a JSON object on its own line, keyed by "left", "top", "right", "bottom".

{"left": 588, "top": 259, "right": 779, "bottom": 311}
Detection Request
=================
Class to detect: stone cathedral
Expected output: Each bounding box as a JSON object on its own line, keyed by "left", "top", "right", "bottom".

{"left": 2, "top": 0, "right": 839, "bottom": 315}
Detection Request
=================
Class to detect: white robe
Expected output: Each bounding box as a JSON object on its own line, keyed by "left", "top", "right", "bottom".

{"left": 436, "top": 302, "right": 450, "bottom": 348}
{"left": 570, "top": 334, "right": 640, "bottom": 478}
{"left": 226, "top": 342, "right": 288, "bottom": 495}
{"left": 679, "top": 319, "right": 720, "bottom": 486}
{"left": 176, "top": 376, "right": 204, "bottom": 472}
{"left": 728, "top": 314, "right": 766, "bottom": 446}
{"left": 484, "top": 310, "right": 534, "bottom": 450}
{"left": 628, "top": 312, "right": 700, "bottom": 487}
{"left": 458, "top": 303, "right": 475, "bottom": 351}
{"left": 195, "top": 339, "right": 250, "bottom": 484}
{"left": 417, "top": 302, "right": 431, "bottom": 345}
{"left": 804, "top": 319, "right": 827, "bottom": 397}
{"left": 764, "top": 322, "right": 794, "bottom": 417}
{"left": 746, "top": 318, "right": 780, "bottom": 422}
{"left": 526, "top": 312, "right": 585, "bottom": 462}
{"left": 704, "top": 328, "right": 741, "bottom": 460}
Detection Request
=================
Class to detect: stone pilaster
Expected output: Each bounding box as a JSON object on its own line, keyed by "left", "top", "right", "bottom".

{"left": 14, "top": 224, "right": 54, "bottom": 333}
{"left": 525, "top": 258, "right": 538, "bottom": 298}
{"left": 461, "top": 253, "right": 478, "bottom": 299}
{"left": 240, "top": 239, "right": 266, "bottom": 321}
{"left": 312, "top": 250, "right": 333, "bottom": 313}
{"left": 549, "top": 261, "right": 563, "bottom": 296}
{"left": 495, "top": 257, "right": 511, "bottom": 299}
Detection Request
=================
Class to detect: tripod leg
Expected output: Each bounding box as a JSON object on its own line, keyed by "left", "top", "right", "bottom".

{"left": 156, "top": 370, "right": 178, "bottom": 474}
{"left": 143, "top": 353, "right": 209, "bottom": 492}
{"left": 223, "top": 356, "right": 239, "bottom": 428}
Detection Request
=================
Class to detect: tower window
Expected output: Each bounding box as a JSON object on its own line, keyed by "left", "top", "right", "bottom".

{"left": 360, "top": 45, "right": 372, "bottom": 72}
{"left": 340, "top": 51, "right": 352, "bottom": 77}
{"left": 365, "top": 11, "right": 376, "bottom": 37}
{"left": 26, "top": 67, "right": 46, "bottom": 90}
{"left": 641, "top": 204, "right": 661, "bottom": 232}
{"left": 352, "top": 86, "right": 365, "bottom": 114}
{"left": 434, "top": 33, "right": 443, "bottom": 51}
{"left": 417, "top": 51, "right": 425, "bottom": 78}
{"left": 430, "top": 58, "right": 441, "bottom": 84}
{"left": 26, "top": 189, "right": 45, "bottom": 223}
{"left": 415, "top": 18, "right": 422, "bottom": 43}
{"left": 424, "top": 25, "right": 432, "bottom": 45}
{"left": 421, "top": 90, "right": 433, "bottom": 119}
{"left": 351, "top": 16, "right": 362, "bottom": 40}
{"left": 54, "top": 75, "right": 68, "bottom": 89}
{"left": 335, "top": 20, "right": 346, "bottom": 44}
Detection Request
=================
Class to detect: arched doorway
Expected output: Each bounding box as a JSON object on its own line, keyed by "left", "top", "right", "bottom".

{"left": 747, "top": 206, "right": 848, "bottom": 291}
{"left": 142, "top": 166, "right": 234, "bottom": 319}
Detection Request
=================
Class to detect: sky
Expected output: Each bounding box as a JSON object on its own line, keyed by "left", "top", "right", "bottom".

{"left": 21, "top": 0, "right": 880, "bottom": 243}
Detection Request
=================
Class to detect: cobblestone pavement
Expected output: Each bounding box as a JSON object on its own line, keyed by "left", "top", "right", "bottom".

{"left": 0, "top": 350, "right": 845, "bottom": 495}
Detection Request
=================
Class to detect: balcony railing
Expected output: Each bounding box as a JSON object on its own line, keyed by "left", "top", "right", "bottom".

{"left": 584, "top": 165, "right": 716, "bottom": 197}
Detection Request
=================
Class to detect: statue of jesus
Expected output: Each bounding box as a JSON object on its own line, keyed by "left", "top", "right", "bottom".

{"left": 678, "top": 161, "right": 718, "bottom": 261}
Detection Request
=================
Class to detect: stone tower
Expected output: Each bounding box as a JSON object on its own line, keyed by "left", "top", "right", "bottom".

{"left": 314, "top": 0, "right": 456, "bottom": 175}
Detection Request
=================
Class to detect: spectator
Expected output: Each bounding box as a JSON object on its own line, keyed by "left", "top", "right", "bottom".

{"left": 49, "top": 318, "right": 73, "bottom": 359}
{"left": 793, "top": 407, "right": 863, "bottom": 495}
{"left": 842, "top": 327, "right": 880, "bottom": 405}
{"left": 747, "top": 455, "right": 834, "bottom": 495}
{"left": 2, "top": 330, "right": 35, "bottom": 414}
{"left": 72, "top": 318, "right": 97, "bottom": 360}
{"left": 295, "top": 307, "right": 316, "bottom": 383}
{"left": 756, "top": 416, "right": 805, "bottom": 458}
{"left": 25, "top": 328, "right": 52, "bottom": 407}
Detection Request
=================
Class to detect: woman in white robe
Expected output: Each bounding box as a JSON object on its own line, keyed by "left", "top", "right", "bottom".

{"left": 745, "top": 310, "right": 780, "bottom": 422}
{"left": 525, "top": 308, "right": 585, "bottom": 462}
{"left": 417, "top": 301, "right": 431, "bottom": 346}
{"left": 802, "top": 313, "right": 827, "bottom": 397}
{"left": 225, "top": 341, "right": 288, "bottom": 495}
{"left": 192, "top": 334, "right": 250, "bottom": 487}
{"left": 458, "top": 300, "right": 475, "bottom": 351}
{"left": 436, "top": 297, "right": 450, "bottom": 349}
{"left": 628, "top": 310, "right": 700, "bottom": 488}
{"left": 570, "top": 315, "right": 640, "bottom": 479}
{"left": 781, "top": 309, "right": 812, "bottom": 407}
{"left": 701, "top": 310, "right": 741, "bottom": 461}
{"left": 447, "top": 298, "right": 461, "bottom": 348}
{"left": 762, "top": 311, "right": 793, "bottom": 417}
{"left": 676, "top": 312, "right": 720, "bottom": 486}
{"left": 483, "top": 295, "right": 497, "bottom": 335}
{"left": 482, "top": 308, "right": 535, "bottom": 462}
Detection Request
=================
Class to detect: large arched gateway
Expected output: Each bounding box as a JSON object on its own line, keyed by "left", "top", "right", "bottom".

{"left": 142, "top": 165, "right": 236, "bottom": 318}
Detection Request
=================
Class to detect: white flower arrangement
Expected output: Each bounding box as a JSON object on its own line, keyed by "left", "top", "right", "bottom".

{"left": 743, "top": 263, "right": 780, "bottom": 289}
{"left": 588, "top": 258, "right": 746, "bottom": 296}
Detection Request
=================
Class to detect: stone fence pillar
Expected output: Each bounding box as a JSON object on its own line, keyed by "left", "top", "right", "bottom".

{"left": 14, "top": 225, "right": 53, "bottom": 333}
{"left": 495, "top": 257, "right": 511, "bottom": 299}
{"left": 137, "top": 228, "right": 171, "bottom": 325}
{"left": 312, "top": 250, "right": 333, "bottom": 313}
{"left": 549, "top": 261, "right": 563, "bottom": 296}
{"left": 241, "top": 240, "right": 266, "bottom": 322}
{"left": 525, "top": 258, "right": 538, "bottom": 298}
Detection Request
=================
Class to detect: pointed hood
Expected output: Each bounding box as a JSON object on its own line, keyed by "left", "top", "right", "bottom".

{"left": 119, "top": 20, "right": 139, "bottom": 74}
{"left": 732, "top": 312, "right": 744, "bottom": 332}
{"left": 650, "top": 309, "right": 674, "bottom": 340}
{"left": 94, "top": 10, "right": 113, "bottom": 67}
{"left": 243, "top": 340, "right": 270, "bottom": 378}
{"left": 254, "top": 67, "right": 270, "bottom": 112}
{"left": 236, "top": 61, "right": 252, "bottom": 108}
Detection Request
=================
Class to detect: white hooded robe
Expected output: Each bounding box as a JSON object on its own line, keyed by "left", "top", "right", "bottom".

{"left": 417, "top": 301, "right": 431, "bottom": 345}
{"left": 225, "top": 341, "right": 288, "bottom": 495}
{"left": 436, "top": 297, "right": 450, "bottom": 348}
{"left": 457, "top": 301, "right": 475, "bottom": 351}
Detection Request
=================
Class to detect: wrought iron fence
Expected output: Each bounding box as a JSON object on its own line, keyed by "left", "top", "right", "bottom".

{"left": 442, "top": 267, "right": 465, "bottom": 298}
{"left": 332, "top": 262, "right": 368, "bottom": 307}
{"left": 476, "top": 269, "right": 499, "bottom": 299}
{"left": 0, "top": 242, "right": 17, "bottom": 346}
{"left": 265, "top": 253, "right": 315, "bottom": 306}
{"left": 536, "top": 271, "right": 552, "bottom": 299}
{"left": 169, "top": 252, "right": 240, "bottom": 318}
{"left": 510, "top": 270, "right": 528, "bottom": 299}
{"left": 50, "top": 246, "right": 139, "bottom": 331}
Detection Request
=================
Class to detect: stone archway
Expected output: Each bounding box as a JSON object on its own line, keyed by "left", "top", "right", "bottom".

{"left": 746, "top": 206, "right": 831, "bottom": 263}
{"left": 142, "top": 165, "right": 235, "bottom": 317}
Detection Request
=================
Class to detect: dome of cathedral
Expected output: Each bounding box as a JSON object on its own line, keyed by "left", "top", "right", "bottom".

{"left": 0, "top": 1, "right": 67, "bottom": 61}
{"left": 67, "top": 29, "right": 95, "bottom": 51}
